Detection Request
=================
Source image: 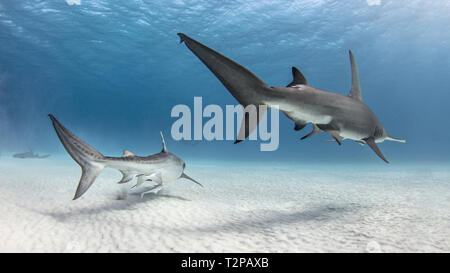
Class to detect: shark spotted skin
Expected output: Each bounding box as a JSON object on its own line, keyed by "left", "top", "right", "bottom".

{"left": 177, "top": 33, "right": 405, "bottom": 163}
{"left": 49, "top": 114, "right": 202, "bottom": 200}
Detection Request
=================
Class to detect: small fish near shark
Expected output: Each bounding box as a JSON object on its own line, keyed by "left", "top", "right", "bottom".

{"left": 48, "top": 114, "right": 202, "bottom": 200}
{"left": 177, "top": 33, "right": 406, "bottom": 163}
{"left": 13, "top": 151, "right": 50, "bottom": 159}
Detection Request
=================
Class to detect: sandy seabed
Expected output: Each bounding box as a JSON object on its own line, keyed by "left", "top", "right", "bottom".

{"left": 0, "top": 156, "right": 449, "bottom": 253}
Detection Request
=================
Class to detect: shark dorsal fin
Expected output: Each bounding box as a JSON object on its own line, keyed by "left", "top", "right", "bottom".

{"left": 287, "top": 67, "right": 308, "bottom": 87}
{"left": 160, "top": 131, "right": 167, "bottom": 152}
{"left": 348, "top": 50, "right": 362, "bottom": 101}
{"left": 122, "top": 150, "right": 135, "bottom": 157}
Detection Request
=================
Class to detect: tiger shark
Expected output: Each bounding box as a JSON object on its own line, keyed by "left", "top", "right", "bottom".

{"left": 177, "top": 33, "right": 405, "bottom": 163}
{"left": 49, "top": 114, "right": 202, "bottom": 200}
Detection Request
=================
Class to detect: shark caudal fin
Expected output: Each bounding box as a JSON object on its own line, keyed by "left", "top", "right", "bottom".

{"left": 178, "top": 33, "right": 271, "bottom": 143}
{"left": 234, "top": 106, "right": 267, "bottom": 144}
{"left": 48, "top": 114, "right": 105, "bottom": 200}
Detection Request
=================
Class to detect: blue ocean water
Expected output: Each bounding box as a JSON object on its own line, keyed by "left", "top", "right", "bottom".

{"left": 0, "top": 0, "right": 449, "bottom": 164}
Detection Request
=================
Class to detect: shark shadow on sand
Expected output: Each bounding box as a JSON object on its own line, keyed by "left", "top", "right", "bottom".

{"left": 188, "top": 203, "right": 365, "bottom": 234}
{"left": 32, "top": 190, "right": 190, "bottom": 222}
{"left": 102, "top": 202, "right": 365, "bottom": 236}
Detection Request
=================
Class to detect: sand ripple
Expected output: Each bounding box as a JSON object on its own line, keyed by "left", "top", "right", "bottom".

{"left": 0, "top": 159, "right": 449, "bottom": 252}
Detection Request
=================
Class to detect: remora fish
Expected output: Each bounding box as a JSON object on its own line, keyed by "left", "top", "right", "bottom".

{"left": 177, "top": 33, "right": 405, "bottom": 163}
{"left": 49, "top": 114, "right": 202, "bottom": 200}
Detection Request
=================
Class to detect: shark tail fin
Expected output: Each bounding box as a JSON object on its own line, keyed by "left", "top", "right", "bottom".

{"left": 48, "top": 114, "right": 105, "bottom": 200}
{"left": 386, "top": 135, "right": 406, "bottom": 143}
{"left": 235, "top": 105, "right": 268, "bottom": 144}
{"left": 178, "top": 33, "right": 272, "bottom": 143}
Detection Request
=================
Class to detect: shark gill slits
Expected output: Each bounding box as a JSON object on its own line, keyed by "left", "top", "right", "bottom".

{"left": 374, "top": 126, "right": 383, "bottom": 138}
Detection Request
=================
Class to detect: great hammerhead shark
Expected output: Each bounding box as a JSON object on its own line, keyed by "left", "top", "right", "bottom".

{"left": 178, "top": 33, "right": 405, "bottom": 163}
{"left": 49, "top": 114, "right": 202, "bottom": 200}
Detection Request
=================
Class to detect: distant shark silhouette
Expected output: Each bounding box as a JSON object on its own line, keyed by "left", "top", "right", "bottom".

{"left": 178, "top": 33, "right": 405, "bottom": 163}
{"left": 49, "top": 114, "right": 202, "bottom": 200}
{"left": 12, "top": 150, "right": 50, "bottom": 159}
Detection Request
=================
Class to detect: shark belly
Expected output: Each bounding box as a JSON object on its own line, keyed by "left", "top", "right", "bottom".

{"left": 339, "top": 128, "right": 368, "bottom": 141}
{"left": 267, "top": 99, "right": 333, "bottom": 125}
{"left": 334, "top": 110, "right": 381, "bottom": 141}
{"left": 104, "top": 155, "right": 184, "bottom": 183}
{"left": 267, "top": 91, "right": 380, "bottom": 142}
{"left": 105, "top": 158, "right": 158, "bottom": 177}
{"left": 288, "top": 108, "right": 333, "bottom": 125}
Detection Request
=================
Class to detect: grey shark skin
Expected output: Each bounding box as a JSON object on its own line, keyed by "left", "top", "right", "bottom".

{"left": 177, "top": 33, "right": 405, "bottom": 163}
{"left": 48, "top": 114, "right": 201, "bottom": 200}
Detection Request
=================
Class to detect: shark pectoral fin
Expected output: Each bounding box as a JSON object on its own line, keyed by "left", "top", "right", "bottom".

{"left": 180, "top": 173, "right": 203, "bottom": 187}
{"left": 235, "top": 105, "right": 267, "bottom": 143}
{"left": 364, "top": 137, "right": 389, "bottom": 163}
{"left": 287, "top": 67, "right": 308, "bottom": 87}
{"left": 324, "top": 130, "right": 342, "bottom": 145}
{"left": 301, "top": 124, "right": 322, "bottom": 140}
{"left": 117, "top": 171, "right": 134, "bottom": 184}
